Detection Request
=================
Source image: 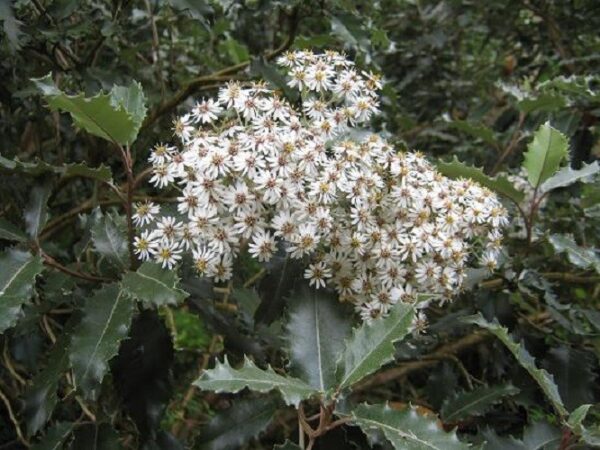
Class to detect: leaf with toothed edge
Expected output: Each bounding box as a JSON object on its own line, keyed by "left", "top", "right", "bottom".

{"left": 540, "top": 161, "right": 600, "bottom": 193}
{"left": 336, "top": 303, "right": 415, "bottom": 389}
{"left": 121, "top": 262, "right": 188, "bottom": 307}
{"left": 441, "top": 383, "right": 520, "bottom": 422}
{"left": 193, "top": 356, "right": 317, "bottom": 407}
{"left": 436, "top": 157, "right": 524, "bottom": 204}
{"left": 352, "top": 403, "right": 470, "bottom": 450}
{"left": 465, "top": 314, "right": 567, "bottom": 417}
{"left": 0, "top": 249, "right": 44, "bottom": 334}
{"left": 69, "top": 283, "right": 134, "bottom": 400}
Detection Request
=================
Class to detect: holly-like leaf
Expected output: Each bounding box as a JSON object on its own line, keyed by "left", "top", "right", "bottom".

{"left": 91, "top": 212, "right": 129, "bottom": 270}
{"left": 436, "top": 157, "right": 524, "bottom": 204}
{"left": 286, "top": 285, "right": 351, "bottom": 391}
{"left": 482, "top": 421, "right": 561, "bottom": 450}
{"left": 194, "top": 356, "right": 317, "bottom": 406}
{"left": 549, "top": 234, "right": 600, "bottom": 273}
{"left": 0, "top": 217, "right": 27, "bottom": 242}
{"left": 540, "top": 161, "right": 599, "bottom": 193}
{"left": 522, "top": 122, "right": 569, "bottom": 188}
{"left": 69, "top": 283, "right": 134, "bottom": 400}
{"left": 30, "top": 422, "right": 75, "bottom": 450}
{"left": 196, "top": 396, "right": 279, "bottom": 450}
{"left": 441, "top": 384, "right": 519, "bottom": 422}
{"left": 0, "top": 249, "right": 44, "bottom": 333}
{"left": 32, "top": 74, "right": 146, "bottom": 145}
{"left": 0, "top": 154, "right": 112, "bottom": 182}
{"left": 121, "top": 262, "right": 188, "bottom": 307}
{"left": 466, "top": 314, "right": 567, "bottom": 417}
{"left": 336, "top": 303, "right": 415, "bottom": 389}
{"left": 567, "top": 404, "right": 591, "bottom": 429}
{"left": 352, "top": 403, "right": 469, "bottom": 450}
{"left": 24, "top": 182, "right": 52, "bottom": 239}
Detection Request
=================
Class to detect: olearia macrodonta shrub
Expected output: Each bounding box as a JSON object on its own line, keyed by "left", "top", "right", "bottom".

{"left": 133, "top": 50, "right": 509, "bottom": 322}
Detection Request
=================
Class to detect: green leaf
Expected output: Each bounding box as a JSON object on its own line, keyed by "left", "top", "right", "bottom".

{"left": 449, "top": 120, "right": 498, "bottom": 148}
{"left": 286, "top": 285, "right": 351, "bottom": 391}
{"left": 196, "top": 396, "right": 278, "bottom": 450}
{"left": 24, "top": 182, "right": 52, "bottom": 239}
{"left": 23, "top": 319, "right": 76, "bottom": 436}
{"left": 69, "top": 283, "right": 134, "bottom": 400}
{"left": 436, "top": 157, "right": 524, "bottom": 204}
{"left": 517, "top": 94, "right": 566, "bottom": 114}
{"left": 0, "top": 217, "right": 27, "bottom": 242}
{"left": 548, "top": 234, "right": 600, "bottom": 273}
{"left": 567, "top": 404, "right": 591, "bottom": 429}
{"left": 194, "top": 356, "right": 317, "bottom": 406}
{"left": 30, "top": 422, "right": 75, "bottom": 450}
{"left": 336, "top": 303, "right": 415, "bottom": 389}
{"left": 0, "top": 249, "right": 44, "bottom": 333}
{"left": 91, "top": 212, "right": 129, "bottom": 270}
{"left": 540, "top": 161, "right": 599, "bottom": 193}
{"left": 121, "top": 262, "right": 188, "bottom": 307}
{"left": 441, "top": 384, "right": 519, "bottom": 422}
{"left": 32, "top": 74, "right": 146, "bottom": 145}
{"left": 466, "top": 314, "right": 567, "bottom": 417}
{"left": 352, "top": 403, "right": 469, "bottom": 450}
{"left": 522, "top": 122, "right": 569, "bottom": 188}
{"left": 0, "top": 154, "right": 112, "bottom": 182}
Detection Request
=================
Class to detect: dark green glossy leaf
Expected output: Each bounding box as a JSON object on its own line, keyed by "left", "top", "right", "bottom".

{"left": 23, "top": 318, "right": 76, "bottom": 436}
{"left": 540, "top": 161, "right": 600, "bottom": 193}
{"left": 0, "top": 155, "right": 112, "bottom": 182}
{"left": 549, "top": 234, "right": 600, "bottom": 273}
{"left": 441, "top": 384, "right": 519, "bottom": 422}
{"left": 286, "top": 285, "right": 351, "bottom": 391}
{"left": 0, "top": 249, "right": 44, "bottom": 333}
{"left": 91, "top": 212, "right": 129, "bottom": 270}
{"left": 436, "top": 156, "right": 524, "bottom": 204}
{"left": 32, "top": 74, "right": 146, "bottom": 145}
{"left": 194, "top": 356, "right": 316, "bottom": 406}
{"left": 121, "top": 262, "right": 188, "bottom": 307}
{"left": 336, "top": 303, "right": 415, "bottom": 389}
{"left": 69, "top": 283, "right": 134, "bottom": 400}
{"left": 352, "top": 403, "right": 469, "bottom": 450}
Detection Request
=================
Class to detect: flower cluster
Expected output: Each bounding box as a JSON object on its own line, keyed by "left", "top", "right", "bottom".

{"left": 135, "top": 50, "right": 508, "bottom": 321}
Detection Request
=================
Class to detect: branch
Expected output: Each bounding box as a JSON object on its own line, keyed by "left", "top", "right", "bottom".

{"left": 354, "top": 312, "right": 550, "bottom": 391}
{"left": 141, "top": 7, "right": 299, "bottom": 130}
{"left": 41, "top": 251, "right": 113, "bottom": 283}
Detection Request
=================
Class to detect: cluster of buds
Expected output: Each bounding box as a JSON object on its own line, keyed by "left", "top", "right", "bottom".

{"left": 134, "top": 50, "right": 508, "bottom": 321}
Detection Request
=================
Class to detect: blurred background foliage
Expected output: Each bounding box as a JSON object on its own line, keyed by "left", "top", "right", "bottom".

{"left": 0, "top": 0, "right": 599, "bottom": 448}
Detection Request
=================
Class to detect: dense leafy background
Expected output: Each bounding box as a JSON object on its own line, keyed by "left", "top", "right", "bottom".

{"left": 0, "top": 0, "right": 599, "bottom": 449}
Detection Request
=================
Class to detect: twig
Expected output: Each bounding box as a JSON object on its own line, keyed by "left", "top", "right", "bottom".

{"left": 491, "top": 112, "right": 526, "bottom": 175}
{"left": 41, "top": 251, "right": 113, "bottom": 283}
{"left": 141, "top": 7, "right": 299, "bottom": 130}
{"left": 0, "top": 386, "right": 29, "bottom": 447}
